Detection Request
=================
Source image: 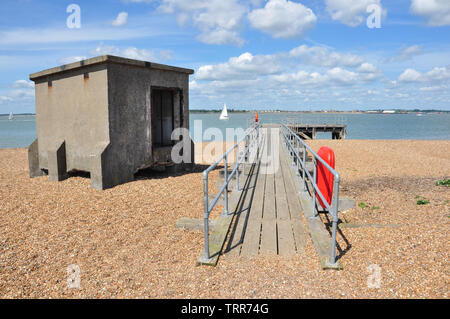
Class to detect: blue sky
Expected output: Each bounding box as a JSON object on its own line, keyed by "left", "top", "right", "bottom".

{"left": 0, "top": 0, "right": 449, "bottom": 113}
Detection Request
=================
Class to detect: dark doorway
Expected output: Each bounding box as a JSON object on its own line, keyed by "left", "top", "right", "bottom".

{"left": 152, "top": 89, "right": 174, "bottom": 148}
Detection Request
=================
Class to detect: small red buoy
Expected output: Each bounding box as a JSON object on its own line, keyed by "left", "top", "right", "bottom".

{"left": 316, "top": 147, "right": 335, "bottom": 209}
{"left": 255, "top": 112, "right": 258, "bottom": 123}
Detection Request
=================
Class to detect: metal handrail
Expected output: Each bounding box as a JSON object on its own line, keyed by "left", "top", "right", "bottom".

{"left": 200, "top": 123, "right": 261, "bottom": 261}
{"left": 281, "top": 123, "right": 340, "bottom": 266}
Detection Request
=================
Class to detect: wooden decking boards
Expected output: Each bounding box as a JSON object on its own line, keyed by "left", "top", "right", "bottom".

{"left": 224, "top": 128, "right": 308, "bottom": 258}
{"left": 197, "top": 124, "right": 341, "bottom": 269}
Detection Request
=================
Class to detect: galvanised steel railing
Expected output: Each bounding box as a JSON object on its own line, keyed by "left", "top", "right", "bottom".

{"left": 281, "top": 123, "right": 341, "bottom": 266}
{"left": 200, "top": 123, "right": 261, "bottom": 261}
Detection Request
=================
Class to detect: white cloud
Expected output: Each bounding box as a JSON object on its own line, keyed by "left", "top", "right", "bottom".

{"left": 327, "top": 67, "right": 359, "bottom": 84}
{"left": 0, "top": 26, "right": 161, "bottom": 46}
{"left": 419, "top": 85, "right": 446, "bottom": 92}
{"left": 289, "top": 45, "right": 364, "bottom": 67}
{"left": 58, "top": 56, "right": 87, "bottom": 65}
{"left": 158, "top": 0, "right": 246, "bottom": 46}
{"left": 357, "top": 62, "right": 377, "bottom": 73}
{"left": 12, "top": 80, "right": 34, "bottom": 89}
{"left": 398, "top": 68, "right": 422, "bottom": 82}
{"left": 248, "top": 0, "right": 316, "bottom": 38}
{"left": 196, "top": 52, "right": 283, "bottom": 80}
{"left": 90, "top": 43, "right": 174, "bottom": 62}
{"left": 392, "top": 45, "right": 424, "bottom": 63}
{"left": 112, "top": 12, "right": 129, "bottom": 27}
{"left": 411, "top": 0, "right": 450, "bottom": 26}
{"left": 398, "top": 66, "right": 450, "bottom": 83}
{"left": 325, "top": 0, "right": 384, "bottom": 27}
{"left": 0, "top": 96, "right": 13, "bottom": 104}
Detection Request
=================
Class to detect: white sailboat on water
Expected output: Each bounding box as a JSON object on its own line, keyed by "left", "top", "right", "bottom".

{"left": 220, "top": 103, "right": 229, "bottom": 120}
{"left": 8, "top": 112, "right": 13, "bottom": 120}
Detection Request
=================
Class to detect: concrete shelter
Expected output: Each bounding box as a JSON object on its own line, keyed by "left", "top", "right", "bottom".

{"left": 28, "top": 55, "right": 194, "bottom": 189}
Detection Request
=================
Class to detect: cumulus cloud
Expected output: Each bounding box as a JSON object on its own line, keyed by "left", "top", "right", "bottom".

{"left": 196, "top": 52, "right": 283, "bottom": 80}
{"left": 58, "top": 56, "right": 87, "bottom": 65}
{"left": 384, "top": 45, "right": 424, "bottom": 63}
{"left": 357, "top": 62, "right": 377, "bottom": 73}
{"left": 158, "top": 0, "right": 246, "bottom": 46}
{"left": 325, "top": 0, "right": 384, "bottom": 27}
{"left": 248, "top": 0, "right": 316, "bottom": 38}
{"left": 12, "top": 80, "right": 34, "bottom": 89}
{"left": 289, "top": 45, "right": 364, "bottom": 67}
{"left": 398, "top": 68, "right": 423, "bottom": 82}
{"left": 91, "top": 43, "right": 173, "bottom": 62}
{"left": 398, "top": 66, "right": 450, "bottom": 83}
{"left": 112, "top": 12, "right": 129, "bottom": 27}
{"left": 0, "top": 96, "right": 13, "bottom": 104}
{"left": 273, "top": 67, "right": 367, "bottom": 86}
{"left": 411, "top": 0, "right": 450, "bottom": 26}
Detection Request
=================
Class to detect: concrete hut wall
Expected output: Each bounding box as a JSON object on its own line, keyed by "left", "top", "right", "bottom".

{"left": 29, "top": 56, "right": 193, "bottom": 190}
{"left": 104, "top": 62, "right": 190, "bottom": 188}
{"left": 33, "top": 63, "right": 110, "bottom": 178}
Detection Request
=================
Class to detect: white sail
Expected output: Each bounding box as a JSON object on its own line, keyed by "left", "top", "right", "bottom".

{"left": 8, "top": 112, "right": 13, "bottom": 120}
{"left": 220, "top": 103, "right": 229, "bottom": 120}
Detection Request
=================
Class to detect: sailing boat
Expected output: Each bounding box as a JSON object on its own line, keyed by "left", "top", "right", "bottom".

{"left": 8, "top": 112, "right": 13, "bottom": 120}
{"left": 220, "top": 103, "right": 229, "bottom": 120}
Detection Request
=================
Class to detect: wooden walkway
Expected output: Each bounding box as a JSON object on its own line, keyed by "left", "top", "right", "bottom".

{"left": 223, "top": 128, "right": 307, "bottom": 258}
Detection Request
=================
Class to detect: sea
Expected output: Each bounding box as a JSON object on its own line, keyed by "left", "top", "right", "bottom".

{"left": 0, "top": 112, "right": 449, "bottom": 148}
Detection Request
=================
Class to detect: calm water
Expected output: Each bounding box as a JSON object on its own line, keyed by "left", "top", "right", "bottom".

{"left": 0, "top": 112, "right": 449, "bottom": 148}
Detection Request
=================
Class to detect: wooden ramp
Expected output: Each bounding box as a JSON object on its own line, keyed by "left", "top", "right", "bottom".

{"left": 223, "top": 128, "right": 307, "bottom": 258}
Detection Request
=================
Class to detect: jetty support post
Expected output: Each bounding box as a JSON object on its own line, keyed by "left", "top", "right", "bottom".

{"left": 311, "top": 160, "right": 317, "bottom": 218}
{"left": 202, "top": 172, "right": 210, "bottom": 260}
{"left": 223, "top": 155, "right": 229, "bottom": 216}
{"left": 329, "top": 173, "right": 341, "bottom": 266}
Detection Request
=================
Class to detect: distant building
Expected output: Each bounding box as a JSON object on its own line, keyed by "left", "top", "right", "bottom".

{"left": 28, "top": 55, "right": 194, "bottom": 189}
{"left": 382, "top": 110, "right": 396, "bottom": 114}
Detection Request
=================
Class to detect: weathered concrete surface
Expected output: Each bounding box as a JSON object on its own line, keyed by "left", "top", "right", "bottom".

{"left": 48, "top": 141, "right": 68, "bottom": 182}
{"left": 28, "top": 139, "right": 46, "bottom": 178}
{"left": 175, "top": 218, "right": 216, "bottom": 231}
{"left": 29, "top": 55, "right": 194, "bottom": 189}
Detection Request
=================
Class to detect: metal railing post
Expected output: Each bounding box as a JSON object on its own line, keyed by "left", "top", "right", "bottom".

{"left": 302, "top": 145, "right": 306, "bottom": 190}
{"left": 329, "top": 175, "right": 340, "bottom": 265}
{"left": 292, "top": 137, "right": 295, "bottom": 165}
{"left": 202, "top": 174, "right": 210, "bottom": 260}
{"left": 224, "top": 155, "right": 229, "bottom": 215}
{"left": 311, "top": 160, "right": 317, "bottom": 217}
{"left": 243, "top": 136, "right": 247, "bottom": 177}
{"left": 235, "top": 145, "right": 240, "bottom": 192}
{"left": 295, "top": 138, "right": 300, "bottom": 176}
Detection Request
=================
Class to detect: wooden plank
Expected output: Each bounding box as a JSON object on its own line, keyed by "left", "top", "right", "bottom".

{"left": 279, "top": 146, "right": 307, "bottom": 255}
{"left": 263, "top": 172, "right": 276, "bottom": 219}
{"left": 196, "top": 213, "right": 234, "bottom": 266}
{"left": 277, "top": 220, "right": 296, "bottom": 256}
{"left": 274, "top": 149, "right": 296, "bottom": 256}
{"left": 282, "top": 137, "right": 343, "bottom": 270}
{"left": 225, "top": 162, "right": 258, "bottom": 257}
{"left": 274, "top": 167, "right": 290, "bottom": 221}
{"left": 260, "top": 167, "right": 277, "bottom": 254}
{"left": 240, "top": 152, "right": 266, "bottom": 257}
{"left": 260, "top": 220, "right": 277, "bottom": 255}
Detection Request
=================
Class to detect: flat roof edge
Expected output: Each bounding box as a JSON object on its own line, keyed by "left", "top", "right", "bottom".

{"left": 29, "top": 55, "right": 194, "bottom": 80}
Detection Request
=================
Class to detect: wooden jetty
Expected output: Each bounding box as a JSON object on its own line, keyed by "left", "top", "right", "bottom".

{"left": 197, "top": 124, "right": 342, "bottom": 269}
{"left": 288, "top": 124, "right": 347, "bottom": 140}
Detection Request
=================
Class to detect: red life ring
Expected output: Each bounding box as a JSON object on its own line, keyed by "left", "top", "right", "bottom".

{"left": 315, "top": 147, "right": 335, "bottom": 209}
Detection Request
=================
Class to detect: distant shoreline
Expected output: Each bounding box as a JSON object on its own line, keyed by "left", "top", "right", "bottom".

{"left": 2, "top": 110, "right": 449, "bottom": 116}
